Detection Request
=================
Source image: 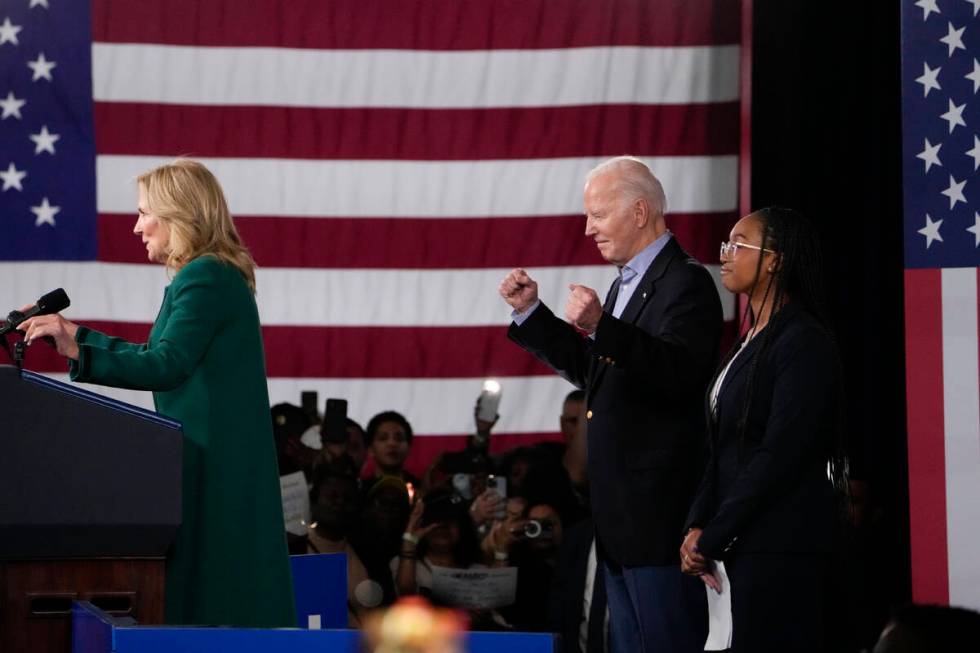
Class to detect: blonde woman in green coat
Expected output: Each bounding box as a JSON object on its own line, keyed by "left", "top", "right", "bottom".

{"left": 21, "top": 159, "right": 296, "bottom": 628}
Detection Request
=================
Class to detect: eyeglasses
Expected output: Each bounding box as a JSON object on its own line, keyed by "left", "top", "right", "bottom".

{"left": 719, "top": 241, "right": 775, "bottom": 260}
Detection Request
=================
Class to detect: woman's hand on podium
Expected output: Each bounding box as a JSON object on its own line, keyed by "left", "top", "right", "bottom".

{"left": 20, "top": 312, "right": 80, "bottom": 360}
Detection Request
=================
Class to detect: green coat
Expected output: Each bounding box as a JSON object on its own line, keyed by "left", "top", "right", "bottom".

{"left": 70, "top": 255, "right": 296, "bottom": 627}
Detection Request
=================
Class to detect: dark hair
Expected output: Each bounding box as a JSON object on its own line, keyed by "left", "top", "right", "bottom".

{"left": 716, "top": 207, "right": 848, "bottom": 497}
{"left": 309, "top": 458, "right": 360, "bottom": 503}
{"left": 365, "top": 410, "right": 414, "bottom": 447}
{"left": 270, "top": 402, "right": 312, "bottom": 473}
{"left": 874, "top": 604, "right": 980, "bottom": 652}
{"left": 270, "top": 402, "right": 310, "bottom": 440}
{"left": 416, "top": 487, "right": 480, "bottom": 568}
{"left": 564, "top": 389, "right": 585, "bottom": 404}
{"left": 345, "top": 417, "right": 364, "bottom": 435}
{"left": 754, "top": 206, "right": 831, "bottom": 326}
{"left": 319, "top": 452, "right": 359, "bottom": 476}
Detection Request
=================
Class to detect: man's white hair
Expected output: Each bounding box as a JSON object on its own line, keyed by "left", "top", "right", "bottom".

{"left": 585, "top": 156, "right": 668, "bottom": 217}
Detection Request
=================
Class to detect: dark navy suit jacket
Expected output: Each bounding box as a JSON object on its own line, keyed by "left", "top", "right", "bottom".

{"left": 509, "top": 238, "right": 723, "bottom": 566}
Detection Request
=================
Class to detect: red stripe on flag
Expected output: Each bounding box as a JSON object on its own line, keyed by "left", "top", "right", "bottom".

{"left": 92, "top": 0, "right": 740, "bottom": 49}
{"left": 20, "top": 322, "right": 553, "bottom": 378}
{"left": 669, "top": 212, "right": 734, "bottom": 265}
{"left": 99, "top": 212, "right": 733, "bottom": 269}
{"left": 261, "top": 325, "right": 551, "bottom": 378}
{"left": 94, "top": 103, "right": 741, "bottom": 160}
{"left": 904, "top": 268, "right": 949, "bottom": 605}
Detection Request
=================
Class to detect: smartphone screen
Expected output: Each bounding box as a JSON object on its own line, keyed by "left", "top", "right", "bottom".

{"left": 301, "top": 391, "right": 318, "bottom": 422}
{"left": 321, "top": 398, "right": 348, "bottom": 444}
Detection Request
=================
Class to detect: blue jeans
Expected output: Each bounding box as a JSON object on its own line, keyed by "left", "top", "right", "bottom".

{"left": 602, "top": 560, "right": 707, "bottom": 653}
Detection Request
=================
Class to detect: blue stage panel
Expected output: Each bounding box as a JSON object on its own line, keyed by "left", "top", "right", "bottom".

{"left": 290, "top": 552, "right": 349, "bottom": 629}
{"left": 114, "top": 626, "right": 360, "bottom": 653}
{"left": 71, "top": 603, "right": 114, "bottom": 653}
{"left": 465, "top": 631, "right": 558, "bottom": 653}
{"left": 73, "top": 600, "right": 557, "bottom": 653}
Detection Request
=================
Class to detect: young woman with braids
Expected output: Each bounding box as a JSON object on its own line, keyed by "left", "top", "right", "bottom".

{"left": 679, "top": 207, "right": 848, "bottom": 652}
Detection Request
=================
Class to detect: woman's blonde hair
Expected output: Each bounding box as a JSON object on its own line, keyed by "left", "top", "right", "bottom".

{"left": 137, "top": 159, "right": 257, "bottom": 293}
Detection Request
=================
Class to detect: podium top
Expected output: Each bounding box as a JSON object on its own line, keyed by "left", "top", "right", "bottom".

{"left": 15, "top": 367, "right": 181, "bottom": 430}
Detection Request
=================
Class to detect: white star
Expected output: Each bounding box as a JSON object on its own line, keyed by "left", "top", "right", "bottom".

{"left": 967, "top": 135, "right": 980, "bottom": 171}
{"left": 966, "top": 0, "right": 980, "bottom": 17}
{"left": 0, "top": 91, "right": 25, "bottom": 120}
{"left": 918, "top": 214, "right": 943, "bottom": 248}
{"left": 30, "top": 197, "right": 59, "bottom": 227}
{"left": 917, "top": 138, "right": 943, "bottom": 172}
{"left": 0, "top": 163, "right": 26, "bottom": 191}
{"left": 941, "top": 174, "right": 967, "bottom": 209}
{"left": 967, "top": 212, "right": 980, "bottom": 247}
{"left": 29, "top": 0, "right": 49, "bottom": 8}
{"left": 940, "top": 22, "right": 967, "bottom": 57}
{"left": 915, "top": 0, "right": 941, "bottom": 19}
{"left": 29, "top": 125, "right": 59, "bottom": 154}
{"left": 916, "top": 62, "right": 942, "bottom": 97}
{"left": 27, "top": 52, "right": 57, "bottom": 82}
{"left": 966, "top": 59, "right": 980, "bottom": 94}
{"left": 940, "top": 98, "right": 966, "bottom": 133}
{"left": 0, "top": 17, "right": 22, "bottom": 46}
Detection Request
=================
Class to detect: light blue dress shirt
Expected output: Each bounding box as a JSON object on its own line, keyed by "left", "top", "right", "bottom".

{"left": 610, "top": 231, "right": 672, "bottom": 319}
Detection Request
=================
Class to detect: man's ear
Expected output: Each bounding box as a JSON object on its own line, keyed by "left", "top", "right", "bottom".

{"left": 633, "top": 197, "right": 649, "bottom": 228}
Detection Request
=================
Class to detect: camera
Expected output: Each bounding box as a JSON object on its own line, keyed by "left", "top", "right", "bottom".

{"left": 522, "top": 518, "right": 555, "bottom": 539}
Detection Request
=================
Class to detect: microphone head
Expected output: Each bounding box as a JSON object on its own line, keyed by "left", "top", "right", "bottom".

{"left": 36, "top": 288, "right": 70, "bottom": 315}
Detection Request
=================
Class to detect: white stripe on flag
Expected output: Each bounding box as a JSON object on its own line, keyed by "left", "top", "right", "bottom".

{"left": 941, "top": 268, "right": 980, "bottom": 608}
{"left": 0, "top": 262, "right": 735, "bottom": 326}
{"left": 92, "top": 44, "right": 740, "bottom": 108}
{"left": 96, "top": 155, "right": 739, "bottom": 217}
{"left": 42, "top": 373, "right": 578, "bottom": 437}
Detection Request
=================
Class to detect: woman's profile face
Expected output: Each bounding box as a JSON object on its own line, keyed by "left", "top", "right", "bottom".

{"left": 134, "top": 184, "right": 171, "bottom": 264}
{"left": 720, "top": 214, "right": 775, "bottom": 295}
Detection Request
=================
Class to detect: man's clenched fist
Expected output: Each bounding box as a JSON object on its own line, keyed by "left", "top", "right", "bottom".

{"left": 565, "top": 284, "right": 602, "bottom": 334}
{"left": 499, "top": 268, "right": 539, "bottom": 314}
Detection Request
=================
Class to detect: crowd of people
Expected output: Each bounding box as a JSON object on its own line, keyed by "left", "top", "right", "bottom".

{"left": 272, "top": 392, "right": 591, "bottom": 634}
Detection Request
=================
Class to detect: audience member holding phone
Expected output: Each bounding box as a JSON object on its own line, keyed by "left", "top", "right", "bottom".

{"left": 392, "top": 486, "right": 483, "bottom": 598}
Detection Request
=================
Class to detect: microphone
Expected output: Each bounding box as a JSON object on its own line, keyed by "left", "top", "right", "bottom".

{"left": 0, "top": 288, "right": 71, "bottom": 336}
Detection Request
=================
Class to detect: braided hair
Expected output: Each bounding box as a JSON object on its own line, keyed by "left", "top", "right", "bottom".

{"left": 715, "top": 207, "right": 849, "bottom": 501}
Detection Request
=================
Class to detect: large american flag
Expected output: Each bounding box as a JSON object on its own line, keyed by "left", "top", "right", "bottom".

{"left": 0, "top": 0, "right": 743, "bottom": 472}
{"left": 901, "top": 0, "right": 980, "bottom": 611}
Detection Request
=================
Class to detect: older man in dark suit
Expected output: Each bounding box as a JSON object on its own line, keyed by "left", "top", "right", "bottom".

{"left": 499, "top": 157, "right": 722, "bottom": 653}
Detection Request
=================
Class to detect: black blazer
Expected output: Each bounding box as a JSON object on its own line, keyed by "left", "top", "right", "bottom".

{"left": 509, "top": 238, "right": 723, "bottom": 566}
{"left": 686, "top": 302, "right": 840, "bottom": 560}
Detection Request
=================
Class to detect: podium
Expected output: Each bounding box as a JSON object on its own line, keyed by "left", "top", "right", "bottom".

{"left": 0, "top": 366, "right": 182, "bottom": 653}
